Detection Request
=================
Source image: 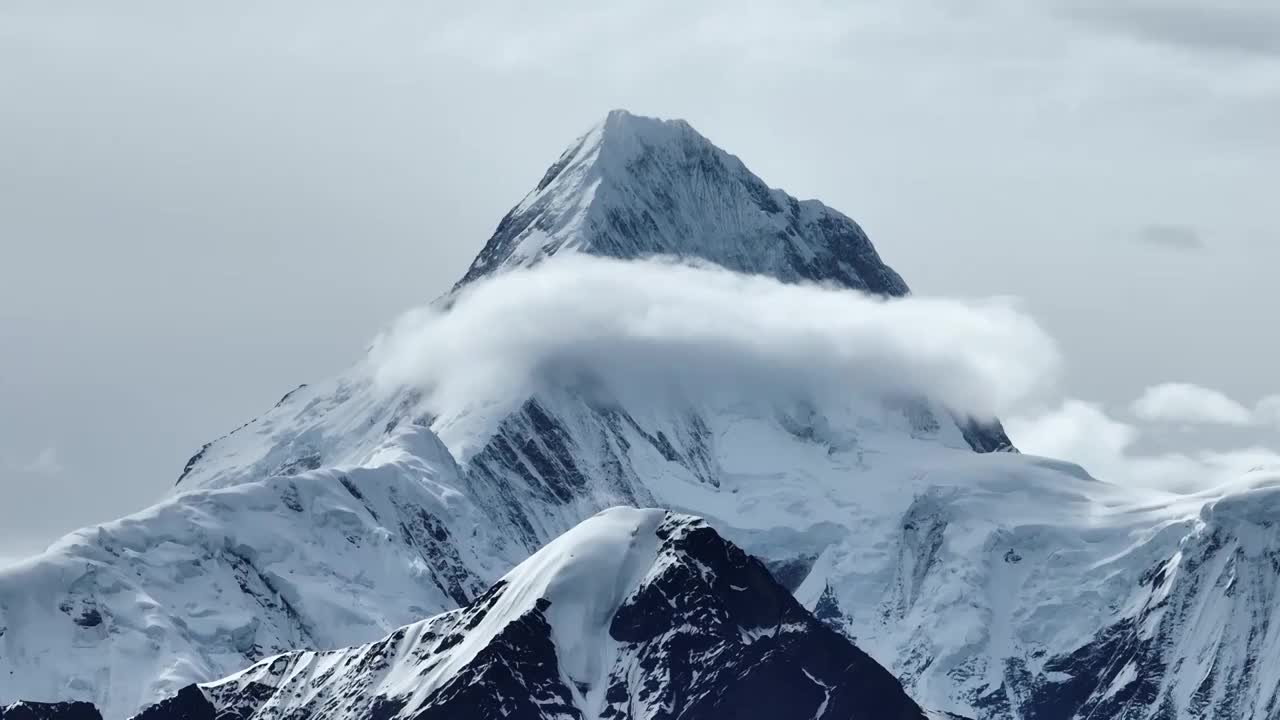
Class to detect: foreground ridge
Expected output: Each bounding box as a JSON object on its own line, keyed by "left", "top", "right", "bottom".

{"left": 128, "top": 509, "right": 928, "bottom": 720}
{"left": 0, "top": 701, "right": 102, "bottom": 720}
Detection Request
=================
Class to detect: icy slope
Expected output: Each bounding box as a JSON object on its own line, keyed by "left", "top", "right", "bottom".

{"left": 0, "top": 424, "right": 509, "bottom": 718}
{"left": 130, "top": 509, "right": 928, "bottom": 720}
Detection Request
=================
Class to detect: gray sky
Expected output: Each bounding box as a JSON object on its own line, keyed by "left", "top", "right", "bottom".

{"left": 2, "top": 0, "right": 1278, "bottom": 560}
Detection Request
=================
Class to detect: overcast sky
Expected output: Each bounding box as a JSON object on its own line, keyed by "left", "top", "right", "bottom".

{"left": 2, "top": 0, "right": 1278, "bottom": 561}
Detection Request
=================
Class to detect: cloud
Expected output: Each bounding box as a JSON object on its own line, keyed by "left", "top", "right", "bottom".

{"left": 1132, "top": 382, "right": 1255, "bottom": 425}
{"left": 1007, "top": 399, "right": 1138, "bottom": 474}
{"left": 1134, "top": 224, "right": 1204, "bottom": 251}
{"left": 1257, "top": 395, "right": 1280, "bottom": 426}
{"left": 1009, "top": 400, "right": 1280, "bottom": 492}
{"left": 1061, "top": 1, "right": 1280, "bottom": 58}
{"left": 369, "top": 255, "right": 1061, "bottom": 449}
{"left": 18, "top": 446, "right": 63, "bottom": 476}
{"left": 1130, "top": 382, "right": 1280, "bottom": 428}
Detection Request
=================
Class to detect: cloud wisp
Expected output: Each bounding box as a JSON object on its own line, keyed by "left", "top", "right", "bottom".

{"left": 1010, "top": 400, "right": 1280, "bottom": 493}
{"left": 1132, "top": 382, "right": 1255, "bottom": 425}
{"left": 368, "top": 255, "right": 1061, "bottom": 439}
{"left": 4, "top": 446, "right": 65, "bottom": 477}
{"left": 1134, "top": 224, "right": 1205, "bottom": 251}
{"left": 1061, "top": 0, "right": 1280, "bottom": 58}
{"left": 1132, "top": 382, "right": 1280, "bottom": 427}
{"left": 1258, "top": 396, "right": 1280, "bottom": 427}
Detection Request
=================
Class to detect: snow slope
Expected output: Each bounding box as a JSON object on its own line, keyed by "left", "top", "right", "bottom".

{"left": 3, "top": 110, "right": 1278, "bottom": 719}
{"left": 0, "top": 422, "right": 511, "bottom": 717}
{"left": 130, "top": 508, "right": 928, "bottom": 720}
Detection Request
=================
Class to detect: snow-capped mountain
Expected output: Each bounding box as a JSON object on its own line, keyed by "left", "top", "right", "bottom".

{"left": 457, "top": 109, "right": 909, "bottom": 296}
{"left": 450, "top": 109, "right": 1013, "bottom": 455}
{"left": 3, "top": 110, "right": 1279, "bottom": 720}
{"left": 128, "top": 508, "right": 928, "bottom": 720}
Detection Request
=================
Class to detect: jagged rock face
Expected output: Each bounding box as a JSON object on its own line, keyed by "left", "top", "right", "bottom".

{"left": 1004, "top": 487, "right": 1280, "bottom": 720}
{"left": 0, "top": 702, "right": 102, "bottom": 720}
{"left": 131, "top": 510, "right": 927, "bottom": 720}
{"left": 601, "top": 515, "right": 924, "bottom": 720}
{"left": 458, "top": 110, "right": 909, "bottom": 297}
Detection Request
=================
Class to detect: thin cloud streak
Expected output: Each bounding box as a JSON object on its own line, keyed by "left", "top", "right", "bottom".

{"left": 1135, "top": 224, "right": 1205, "bottom": 251}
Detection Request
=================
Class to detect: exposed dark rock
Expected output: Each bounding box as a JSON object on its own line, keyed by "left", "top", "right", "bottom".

{"left": 766, "top": 554, "right": 818, "bottom": 592}
{"left": 132, "top": 511, "right": 928, "bottom": 720}
{"left": 0, "top": 701, "right": 102, "bottom": 720}
{"left": 72, "top": 610, "right": 102, "bottom": 628}
{"left": 129, "top": 684, "right": 215, "bottom": 720}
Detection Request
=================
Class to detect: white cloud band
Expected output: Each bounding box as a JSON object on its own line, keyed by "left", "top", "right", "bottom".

{"left": 369, "top": 255, "right": 1061, "bottom": 435}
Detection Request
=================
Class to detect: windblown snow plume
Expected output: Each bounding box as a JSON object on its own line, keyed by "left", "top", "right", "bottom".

{"left": 370, "top": 255, "right": 1058, "bottom": 434}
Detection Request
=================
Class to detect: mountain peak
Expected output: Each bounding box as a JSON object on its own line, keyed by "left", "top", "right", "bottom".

{"left": 456, "top": 111, "right": 909, "bottom": 296}
{"left": 594, "top": 108, "right": 701, "bottom": 158}
{"left": 600, "top": 107, "right": 693, "bottom": 137}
